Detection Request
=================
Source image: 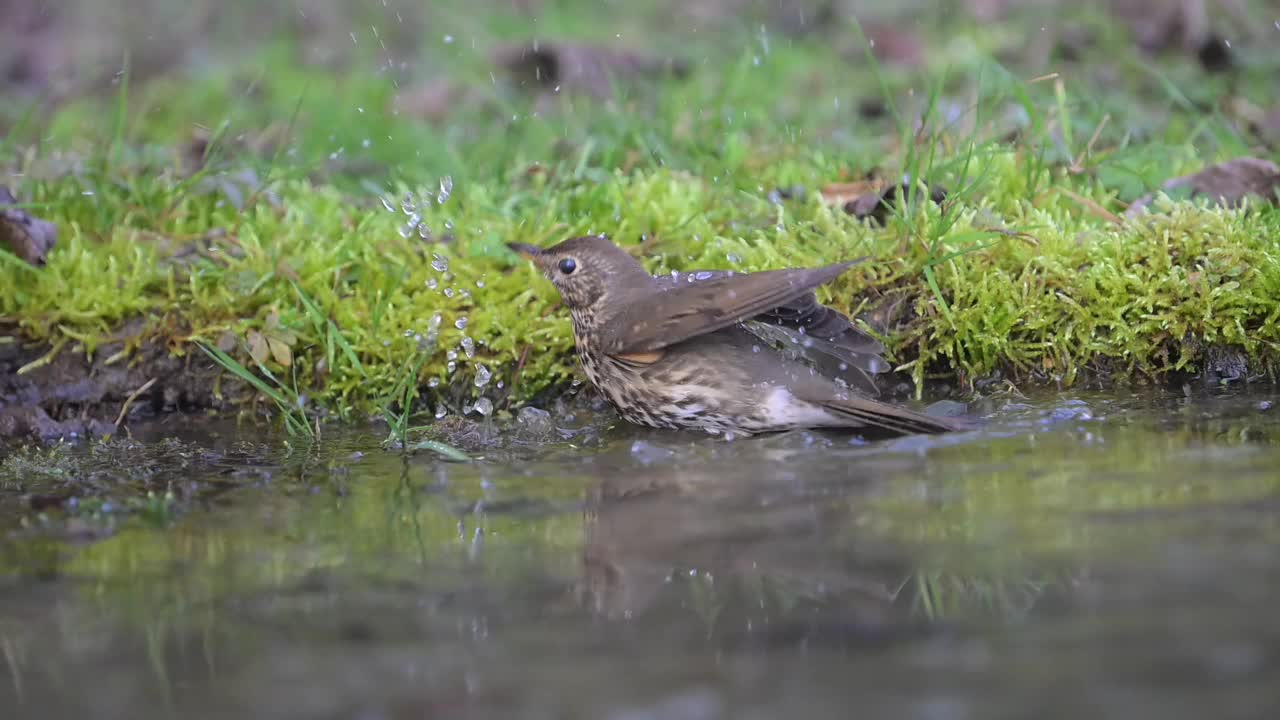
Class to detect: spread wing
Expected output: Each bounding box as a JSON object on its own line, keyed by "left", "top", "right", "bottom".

{"left": 596, "top": 261, "right": 864, "bottom": 355}
{"left": 641, "top": 263, "right": 890, "bottom": 394}
{"left": 740, "top": 321, "right": 885, "bottom": 396}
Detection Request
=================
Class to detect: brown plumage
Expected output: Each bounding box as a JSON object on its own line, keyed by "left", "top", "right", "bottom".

{"left": 509, "top": 235, "right": 965, "bottom": 437}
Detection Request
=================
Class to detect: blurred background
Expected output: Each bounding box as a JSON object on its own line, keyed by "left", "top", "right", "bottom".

{"left": 4, "top": 0, "right": 1277, "bottom": 192}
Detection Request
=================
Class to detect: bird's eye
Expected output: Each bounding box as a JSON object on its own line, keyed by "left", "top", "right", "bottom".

{"left": 558, "top": 257, "right": 578, "bottom": 275}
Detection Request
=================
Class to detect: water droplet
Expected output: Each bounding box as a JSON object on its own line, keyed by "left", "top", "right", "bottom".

{"left": 417, "top": 223, "right": 432, "bottom": 240}
{"left": 447, "top": 350, "right": 458, "bottom": 361}
{"left": 472, "top": 397, "right": 493, "bottom": 416}
{"left": 431, "top": 254, "right": 449, "bottom": 272}
{"left": 380, "top": 196, "right": 396, "bottom": 212}
{"left": 447, "top": 360, "right": 456, "bottom": 373}
{"left": 428, "top": 377, "right": 440, "bottom": 388}
{"left": 435, "top": 404, "right": 448, "bottom": 419}
{"left": 427, "top": 277, "right": 438, "bottom": 290}
{"left": 362, "top": 138, "right": 371, "bottom": 148}
{"left": 443, "top": 288, "right": 455, "bottom": 298}
{"left": 454, "top": 317, "right": 468, "bottom": 330}
{"left": 436, "top": 175, "right": 454, "bottom": 204}
{"left": 401, "top": 193, "right": 416, "bottom": 214}
{"left": 693, "top": 271, "right": 714, "bottom": 281}
{"left": 460, "top": 336, "right": 475, "bottom": 358}
{"left": 429, "top": 312, "right": 442, "bottom": 329}
{"left": 444, "top": 34, "right": 454, "bottom": 44}
{"left": 475, "top": 279, "right": 485, "bottom": 288}
{"left": 474, "top": 365, "right": 492, "bottom": 388}
{"left": 444, "top": 219, "right": 454, "bottom": 230}
{"left": 752, "top": 345, "right": 761, "bottom": 353}
{"left": 727, "top": 253, "right": 741, "bottom": 264}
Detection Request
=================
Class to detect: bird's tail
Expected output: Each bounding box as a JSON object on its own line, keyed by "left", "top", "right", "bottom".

{"left": 822, "top": 394, "right": 969, "bottom": 436}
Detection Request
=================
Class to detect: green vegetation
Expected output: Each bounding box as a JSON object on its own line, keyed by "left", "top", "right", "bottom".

{"left": 3, "top": 2, "right": 1279, "bottom": 427}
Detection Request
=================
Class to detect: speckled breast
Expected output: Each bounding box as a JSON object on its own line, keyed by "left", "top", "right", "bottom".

{"left": 574, "top": 340, "right": 753, "bottom": 436}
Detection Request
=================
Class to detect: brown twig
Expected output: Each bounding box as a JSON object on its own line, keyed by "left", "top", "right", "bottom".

{"left": 114, "top": 377, "right": 157, "bottom": 428}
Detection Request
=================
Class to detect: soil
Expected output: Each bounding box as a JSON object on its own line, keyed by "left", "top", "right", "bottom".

{"left": 0, "top": 327, "right": 228, "bottom": 444}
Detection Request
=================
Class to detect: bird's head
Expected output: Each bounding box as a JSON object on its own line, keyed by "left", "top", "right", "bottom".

{"left": 508, "top": 235, "right": 650, "bottom": 314}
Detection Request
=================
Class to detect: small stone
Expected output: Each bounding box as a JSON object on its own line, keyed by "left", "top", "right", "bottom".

{"left": 516, "top": 406, "right": 554, "bottom": 435}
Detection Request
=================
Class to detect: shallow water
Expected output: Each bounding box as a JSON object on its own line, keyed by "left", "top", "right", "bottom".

{"left": 2, "top": 389, "right": 1279, "bottom": 719}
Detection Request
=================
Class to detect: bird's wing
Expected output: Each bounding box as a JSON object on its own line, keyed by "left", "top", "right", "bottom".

{"left": 740, "top": 321, "right": 884, "bottom": 396}
{"left": 597, "top": 262, "right": 863, "bottom": 355}
{"left": 653, "top": 269, "right": 881, "bottom": 347}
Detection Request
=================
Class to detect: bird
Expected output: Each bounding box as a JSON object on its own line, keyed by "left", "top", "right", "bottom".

{"left": 508, "top": 235, "right": 965, "bottom": 438}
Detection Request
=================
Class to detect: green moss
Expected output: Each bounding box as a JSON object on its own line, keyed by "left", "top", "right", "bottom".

{"left": 3, "top": 2, "right": 1279, "bottom": 419}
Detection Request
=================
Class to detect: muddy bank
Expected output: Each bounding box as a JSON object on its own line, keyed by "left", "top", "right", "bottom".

{"left": 0, "top": 322, "right": 597, "bottom": 446}
{"left": 2, "top": 319, "right": 1265, "bottom": 446}
{"left": 0, "top": 330, "right": 228, "bottom": 443}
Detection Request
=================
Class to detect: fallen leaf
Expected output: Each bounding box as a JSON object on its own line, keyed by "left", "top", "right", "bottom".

{"left": 267, "top": 336, "right": 293, "bottom": 368}
{"left": 493, "top": 42, "right": 688, "bottom": 98}
{"left": 247, "top": 330, "right": 270, "bottom": 365}
{"left": 216, "top": 330, "right": 237, "bottom": 353}
{"left": 0, "top": 186, "right": 57, "bottom": 265}
{"left": 820, "top": 179, "right": 884, "bottom": 207}
{"left": 1125, "top": 157, "right": 1280, "bottom": 217}
{"left": 841, "top": 180, "right": 949, "bottom": 224}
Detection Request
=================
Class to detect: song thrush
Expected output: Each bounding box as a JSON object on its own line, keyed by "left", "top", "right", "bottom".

{"left": 509, "top": 235, "right": 964, "bottom": 437}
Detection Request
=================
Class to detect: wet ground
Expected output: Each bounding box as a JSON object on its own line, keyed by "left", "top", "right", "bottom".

{"left": 1, "top": 389, "right": 1278, "bottom": 719}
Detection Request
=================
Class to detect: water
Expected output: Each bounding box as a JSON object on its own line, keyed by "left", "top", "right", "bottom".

{"left": 1, "top": 390, "right": 1278, "bottom": 719}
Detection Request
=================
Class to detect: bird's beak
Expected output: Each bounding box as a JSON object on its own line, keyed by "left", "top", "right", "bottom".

{"left": 506, "top": 242, "right": 542, "bottom": 261}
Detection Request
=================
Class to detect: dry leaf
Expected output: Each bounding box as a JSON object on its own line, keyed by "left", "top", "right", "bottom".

{"left": 247, "top": 330, "right": 270, "bottom": 365}
{"left": 1125, "top": 157, "right": 1280, "bottom": 217}
{"left": 820, "top": 180, "right": 884, "bottom": 207}
{"left": 845, "top": 181, "right": 949, "bottom": 224}
{"left": 267, "top": 337, "right": 293, "bottom": 368}
{"left": 216, "top": 330, "right": 237, "bottom": 353}
{"left": 0, "top": 186, "right": 57, "bottom": 266}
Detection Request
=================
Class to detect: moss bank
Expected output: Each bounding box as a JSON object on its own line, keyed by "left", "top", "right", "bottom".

{"left": 3, "top": 1, "right": 1279, "bottom": 431}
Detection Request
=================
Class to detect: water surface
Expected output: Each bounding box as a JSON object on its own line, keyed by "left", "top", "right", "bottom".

{"left": 2, "top": 390, "right": 1278, "bottom": 719}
